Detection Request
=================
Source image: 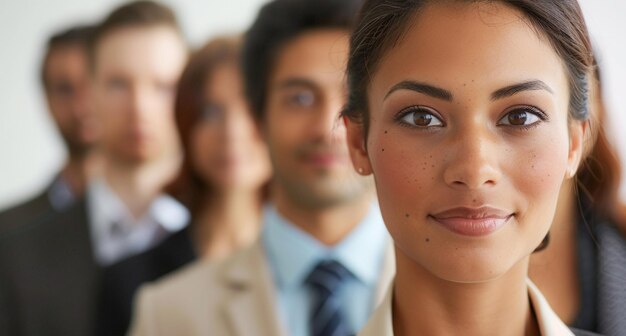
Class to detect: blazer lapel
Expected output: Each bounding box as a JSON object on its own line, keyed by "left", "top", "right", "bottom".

{"left": 596, "top": 222, "right": 626, "bottom": 336}
{"left": 222, "top": 242, "right": 286, "bottom": 336}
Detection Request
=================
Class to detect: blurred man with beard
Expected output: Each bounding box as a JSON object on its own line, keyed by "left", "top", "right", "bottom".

{"left": 0, "top": 25, "right": 98, "bottom": 230}
{"left": 130, "top": 0, "right": 393, "bottom": 335}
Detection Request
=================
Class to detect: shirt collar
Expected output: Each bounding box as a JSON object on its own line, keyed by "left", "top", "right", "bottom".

{"left": 262, "top": 202, "right": 387, "bottom": 289}
{"left": 88, "top": 177, "right": 189, "bottom": 236}
{"left": 48, "top": 174, "right": 76, "bottom": 212}
{"left": 527, "top": 279, "right": 575, "bottom": 336}
{"left": 359, "top": 279, "right": 574, "bottom": 336}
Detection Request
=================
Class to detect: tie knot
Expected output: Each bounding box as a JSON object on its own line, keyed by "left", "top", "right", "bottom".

{"left": 306, "top": 260, "right": 352, "bottom": 295}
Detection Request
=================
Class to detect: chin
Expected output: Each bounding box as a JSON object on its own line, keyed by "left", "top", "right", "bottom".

{"left": 121, "top": 147, "right": 157, "bottom": 164}
{"left": 428, "top": 258, "right": 514, "bottom": 284}
{"left": 396, "top": 236, "right": 530, "bottom": 285}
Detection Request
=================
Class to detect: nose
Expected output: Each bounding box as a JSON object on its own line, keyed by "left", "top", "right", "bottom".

{"left": 311, "top": 94, "right": 346, "bottom": 143}
{"left": 443, "top": 127, "right": 501, "bottom": 190}
{"left": 223, "top": 105, "right": 254, "bottom": 143}
{"left": 129, "top": 86, "right": 153, "bottom": 122}
{"left": 71, "top": 85, "right": 91, "bottom": 120}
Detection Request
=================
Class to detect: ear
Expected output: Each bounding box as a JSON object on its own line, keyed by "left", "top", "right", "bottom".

{"left": 343, "top": 116, "right": 373, "bottom": 175}
{"left": 565, "top": 120, "right": 588, "bottom": 179}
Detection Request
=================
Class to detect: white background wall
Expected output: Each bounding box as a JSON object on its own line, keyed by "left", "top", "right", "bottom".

{"left": 0, "top": 0, "right": 625, "bottom": 210}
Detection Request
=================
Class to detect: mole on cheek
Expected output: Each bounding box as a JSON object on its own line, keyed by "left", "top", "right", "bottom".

{"left": 384, "top": 130, "right": 388, "bottom": 134}
{"left": 425, "top": 238, "right": 430, "bottom": 243}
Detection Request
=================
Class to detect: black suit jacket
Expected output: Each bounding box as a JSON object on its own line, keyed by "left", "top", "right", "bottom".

{"left": 572, "top": 328, "right": 604, "bottom": 336}
{"left": 0, "top": 199, "right": 99, "bottom": 336}
{"left": 0, "top": 194, "right": 195, "bottom": 336}
{"left": 595, "top": 222, "right": 626, "bottom": 336}
{"left": 97, "top": 227, "right": 196, "bottom": 336}
{"left": 0, "top": 187, "right": 55, "bottom": 236}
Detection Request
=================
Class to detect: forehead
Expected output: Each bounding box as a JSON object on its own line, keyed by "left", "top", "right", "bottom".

{"left": 45, "top": 46, "right": 88, "bottom": 79}
{"left": 269, "top": 29, "right": 349, "bottom": 89}
{"left": 94, "top": 25, "right": 186, "bottom": 78}
{"left": 204, "top": 64, "right": 242, "bottom": 96}
{"left": 371, "top": 2, "right": 567, "bottom": 99}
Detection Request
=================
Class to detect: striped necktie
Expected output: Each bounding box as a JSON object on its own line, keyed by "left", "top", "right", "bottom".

{"left": 306, "top": 260, "right": 352, "bottom": 336}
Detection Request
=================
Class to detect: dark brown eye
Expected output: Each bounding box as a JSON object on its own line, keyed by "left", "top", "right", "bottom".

{"left": 201, "top": 103, "right": 224, "bottom": 123}
{"left": 399, "top": 106, "right": 443, "bottom": 127}
{"left": 507, "top": 111, "right": 528, "bottom": 125}
{"left": 498, "top": 107, "right": 543, "bottom": 127}
{"left": 414, "top": 112, "right": 433, "bottom": 126}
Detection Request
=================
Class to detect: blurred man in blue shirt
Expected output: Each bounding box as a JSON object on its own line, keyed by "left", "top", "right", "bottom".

{"left": 130, "top": 0, "right": 394, "bottom": 335}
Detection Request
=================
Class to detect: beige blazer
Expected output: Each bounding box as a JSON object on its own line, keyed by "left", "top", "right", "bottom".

{"left": 359, "top": 279, "right": 574, "bottom": 336}
{"left": 129, "top": 240, "right": 395, "bottom": 336}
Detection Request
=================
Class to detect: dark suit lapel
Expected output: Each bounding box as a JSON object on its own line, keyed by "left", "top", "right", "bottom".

{"left": 596, "top": 222, "right": 626, "bottom": 336}
{"left": 0, "top": 199, "right": 100, "bottom": 336}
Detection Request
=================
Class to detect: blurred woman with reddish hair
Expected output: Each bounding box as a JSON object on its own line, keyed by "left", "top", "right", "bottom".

{"left": 98, "top": 35, "right": 271, "bottom": 335}
{"left": 168, "top": 35, "right": 271, "bottom": 259}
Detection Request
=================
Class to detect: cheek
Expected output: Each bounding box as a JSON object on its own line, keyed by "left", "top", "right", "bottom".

{"left": 190, "top": 128, "right": 214, "bottom": 167}
{"left": 368, "top": 130, "right": 441, "bottom": 219}
{"left": 505, "top": 128, "right": 571, "bottom": 230}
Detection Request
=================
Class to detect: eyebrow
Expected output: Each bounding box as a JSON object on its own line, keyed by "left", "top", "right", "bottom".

{"left": 385, "top": 79, "right": 554, "bottom": 102}
{"left": 490, "top": 80, "right": 554, "bottom": 100}
{"left": 385, "top": 81, "right": 453, "bottom": 101}
{"left": 275, "top": 78, "right": 317, "bottom": 90}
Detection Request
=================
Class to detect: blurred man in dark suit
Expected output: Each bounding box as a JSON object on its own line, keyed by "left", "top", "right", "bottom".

{"left": 0, "top": 25, "right": 98, "bottom": 232}
{"left": 0, "top": 2, "right": 188, "bottom": 335}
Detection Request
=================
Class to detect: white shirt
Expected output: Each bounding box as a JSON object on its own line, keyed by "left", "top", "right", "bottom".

{"left": 87, "top": 178, "right": 189, "bottom": 266}
{"left": 359, "top": 279, "right": 574, "bottom": 336}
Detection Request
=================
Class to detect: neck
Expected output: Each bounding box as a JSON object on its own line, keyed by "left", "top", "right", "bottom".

{"left": 60, "top": 151, "right": 96, "bottom": 197}
{"left": 528, "top": 180, "right": 580, "bottom": 324}
{"left": 393, "top": 250, "right": 539, "bottom": 336}
{"left": 272, "top": 185, "right": 374, "bottom": 246}
{"left": 102, "top": 156, "right": 179, "bottom": 219}
{"left": 193, "top": 188, "right": 264, "bottom": 259}
{"left": 530, "top": 181, "right": 577, "bottom": 265}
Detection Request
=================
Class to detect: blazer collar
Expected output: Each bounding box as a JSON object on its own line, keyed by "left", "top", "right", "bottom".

{"left": 359, "top": 279, "right": 573, "bottom": 336}
{"left": 221, "top": 242, "right": 287, "bottom": 336}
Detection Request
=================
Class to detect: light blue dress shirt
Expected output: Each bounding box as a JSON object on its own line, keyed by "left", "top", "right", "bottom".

{"left": 262, "top": 203, "right": 388, "bottom": 336}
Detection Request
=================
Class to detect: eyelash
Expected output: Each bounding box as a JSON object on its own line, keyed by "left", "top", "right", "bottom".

{"left": 393, "top": 105, "right": 549, "bottom": 131}
{"left": 393, "top": 106, "right": 444, "bottom": 130}
{"left": 498, "top": 105, "right": 549, "bottom": 132}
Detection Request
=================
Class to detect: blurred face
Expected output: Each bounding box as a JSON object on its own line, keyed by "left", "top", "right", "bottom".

{"left": 44, "top": 45, "right": 96, "bottom": 155}
{"left": 92, "top": 25, "right": 186, "bottom": 165}
{"left": 264, "top": 29, "right": 371, "bottom": 209}
{"left": 190, "top": 64, "right": 271, "bottom": 190}
{"left": 346, "top": 3, "right": 585, "bottom": 283}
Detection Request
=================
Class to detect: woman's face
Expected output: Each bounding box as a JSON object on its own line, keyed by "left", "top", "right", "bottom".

{"left": 191, "top": 64, "right": 271, "bottom": 191}
{"left": 346, "top": 2, "right": 585, "bottom": 283}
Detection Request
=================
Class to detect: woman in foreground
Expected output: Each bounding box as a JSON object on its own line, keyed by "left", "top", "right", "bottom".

{"left": 342, "top": 1, "right": 598, "bottom": 335}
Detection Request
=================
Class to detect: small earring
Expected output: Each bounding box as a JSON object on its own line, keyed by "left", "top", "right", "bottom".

{"left": 357, "top": 167, "right": 364, "bottom": 174}
{"left": 567, "top": 168, "right": 576, "bottom": 178}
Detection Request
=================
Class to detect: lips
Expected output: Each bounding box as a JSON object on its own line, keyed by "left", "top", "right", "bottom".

{"left": 429, "top": 206, "right": 514, "bottom": 237}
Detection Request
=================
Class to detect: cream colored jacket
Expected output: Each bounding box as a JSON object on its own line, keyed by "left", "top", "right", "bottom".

{"left": 129, "top": 240, "right": 395, "bottom": 336}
